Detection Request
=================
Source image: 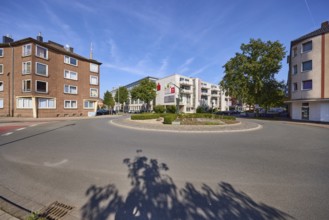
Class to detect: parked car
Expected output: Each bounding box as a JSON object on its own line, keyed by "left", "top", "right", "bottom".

{"left": 96, "top": 109, "right": 110, "bottom": 115}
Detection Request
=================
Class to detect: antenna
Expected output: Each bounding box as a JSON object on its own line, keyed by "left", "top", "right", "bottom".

{"left": 90, "top": 42, "right": 93, "bottom": 59}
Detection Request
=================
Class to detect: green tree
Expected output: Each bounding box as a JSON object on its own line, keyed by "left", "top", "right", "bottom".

{"left": 258, "top": 79, "right": 286, "bottom": 112}
{"left": 220, "top": 38, "right": 286, "bottom": 109}
{"left": 115, "top": 87, "right": 129, "bottom": 110}
{"left": 130, "top": 79, "right": 156, "bottom": 112}
{"left": 103, "top": 90, "right": 115, "bottom": 109}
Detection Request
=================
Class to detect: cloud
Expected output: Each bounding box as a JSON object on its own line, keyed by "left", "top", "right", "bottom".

{"left": 177, "top": 57, "right": 195, "bottom": 74}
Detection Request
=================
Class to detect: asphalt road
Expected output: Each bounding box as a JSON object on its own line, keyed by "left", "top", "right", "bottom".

{"left": 0, "top": 117, "right": 328, "bottom": 220}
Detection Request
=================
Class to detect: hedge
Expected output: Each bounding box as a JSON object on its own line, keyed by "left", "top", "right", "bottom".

{"left": 178, "top": 113, "right": 235, "bottom": 120}
{"left": 131, "top": 113, "right": 235, "bottom": 121}
{"left": 131, "top": 114, "right": 162, "bottom": 120}
{"left": 163, "top": 114, "right": 177, "bottom": 124}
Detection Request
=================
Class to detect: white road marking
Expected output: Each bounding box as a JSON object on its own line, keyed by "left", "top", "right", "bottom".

{"left": 44, "top": 159, "right": 68, "bottom": 167}
{"left": 16, "top": 127, "right": 26, "bottom": 131}
{"left": 29, "top": 124, "right": 39, "bottom": 127}
{"left": 1, "top": 132, "right": 13, "bottom": 136}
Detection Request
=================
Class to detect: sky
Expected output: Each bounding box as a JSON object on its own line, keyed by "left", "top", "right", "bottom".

{"left": 1, "top": 0, "right": 328, "bottom": 96}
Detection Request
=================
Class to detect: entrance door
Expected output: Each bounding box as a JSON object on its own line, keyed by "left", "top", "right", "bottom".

{"left": 301, "top": 103, "right": 309, "bottom": 120}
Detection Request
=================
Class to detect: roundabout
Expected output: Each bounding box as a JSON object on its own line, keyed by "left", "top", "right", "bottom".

{"left": 110, "top": 117, "right": 262, "bottom": 133}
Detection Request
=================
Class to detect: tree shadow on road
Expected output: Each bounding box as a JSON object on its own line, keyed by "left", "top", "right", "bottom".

{"left": 81, "top": 151, "right": 293, "bottom": 220}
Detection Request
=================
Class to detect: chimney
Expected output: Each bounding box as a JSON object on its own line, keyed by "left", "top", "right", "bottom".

{"left": 2, "top": 34, "right": 14, "bottom": 43}
{"left": 69, "top": 47, "right": 74, "bottom": 53}
{"left": 37, "top": 32, "right": 43, "bottom": 42}
{"left": 321, "top": 21, "right": 329, "bottom": 28}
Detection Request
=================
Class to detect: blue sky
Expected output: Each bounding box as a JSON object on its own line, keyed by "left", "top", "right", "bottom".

{"left": 1, "top": 0, "right": 328, "bottom": 96}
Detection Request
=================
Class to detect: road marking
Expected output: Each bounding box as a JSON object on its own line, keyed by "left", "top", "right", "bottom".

{"left": 1, "top": 132, "right": 13, "bottom": 136}
{"left": 16, "top": 127, "right": 26, "bottom": 131}
{"left": 29, "top": 124, "right": 39, "bottom": 127}
{"left": 44, "top": 159, "right": 68, "bottom": 167}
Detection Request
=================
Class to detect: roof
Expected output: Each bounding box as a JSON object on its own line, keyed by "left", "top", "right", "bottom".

{"left": 291, "top": 22, "right": 329, "bottom": 46}
{"left": 0, "top": 37, "right": 102, "bottom": 65}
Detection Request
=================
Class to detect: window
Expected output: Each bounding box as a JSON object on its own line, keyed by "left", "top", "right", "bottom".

{"left": 64, "top": 100, "right": 77, "bottom": 109}
{"left": 0, "top": 48, "right": 3, "bottom": 57}
{"left": 64, "top": 70, "right": 78, "bottom": 80}
{"left": 22, "top": 44, "right": 32, "bottom": 56}
{"left": 0, "top": 64, "right": 3, "bottom": 74}
{"left": 38, "top": 98, "right": 55, "bottom": 109}
{"left": 64, "top": 85, "right": 78, "bottom": 94}
{"left": 302, "top": 80, "right": 312, "bottom": 90}
{"left": 0, "top": 81, "right": 3, "bottom": 91}
{"left": 22, "top": 80, "right": 31, "bottom": 92}
{"left": 302, "top": 41, "right": 312, "bottom": 53}
{"left": 90, "top": 75, "right": 98, "bottom": 85}
{"left": 22, "top": 61, "right": 31, "bottom": 74}
{"left": 36, "top": 80, "right": 48, "bottom": 93}
{"left": 292, "top": 83, "right": 298, "bottom": 92}
{"left": 293, "top": 47, "right": 297, "bottom": 57}
{"left": 36, "top": 45, "right": 48, "bottom": 59}
{"left": 293, "top": 65, "right": 297, "bottom": 74}
{"left": 17, "top": 98, "right": 32, "bottom": 108}
{"left": 302, "top": 60, "right": 312, "bottom": 72}
{"left": 0, "top": 99, "right": 3, "bottom": 108}
{"left": 36, "top": 62, "right": 48, "bottom": 76}
{"left": 90, "top": 63, "right": 98, "bottom": 72}
{"left": 90, "top": 88, "right": 98, "bottom": 97}
{"left": 84, "top": 100, "right": 95, "bottom": 109}
{"left": 64, "top": 56, "right": 78, "bottom": 66}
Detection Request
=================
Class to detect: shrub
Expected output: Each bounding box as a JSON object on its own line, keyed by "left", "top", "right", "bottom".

{"left": 166, "top": 105, "right": 176, "bottom": 113}
{"left": 153, "top": 105, "right": 166, "bottom": 113}
{"left": 131, "top": 114, "right": 161, "bottom": 120}
{"left": 196, "top": 105, "right": 209, "bottom": 113}
{"left": 163, "top": 114, "right": 177, "bottom": 124}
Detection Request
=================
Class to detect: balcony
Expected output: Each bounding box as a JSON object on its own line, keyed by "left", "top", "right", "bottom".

{"left": 181, "top": 89, "right": 192, "bottom": 94}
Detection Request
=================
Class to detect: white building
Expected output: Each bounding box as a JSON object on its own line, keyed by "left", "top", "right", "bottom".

{"left": 287, "top": 21, "right": 329, "bottom": 122}
{"left": 111, "top": 76, "right": 158, "bottom": 112}
{"left": 156, "top": 74, "right": 230, "bottom": 113}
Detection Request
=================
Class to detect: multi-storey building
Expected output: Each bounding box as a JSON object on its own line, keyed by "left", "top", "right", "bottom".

{"left": 287, "top": 21, "right": 329, "bottom": 122}
{"left": 0, "top": 34, "right": 101, "bottom": 118}
{"left": 111, "top": 76, "right": 158, "bottom": 113}
{"left": 156, "top": 74, "right": 230, "bottom": 113}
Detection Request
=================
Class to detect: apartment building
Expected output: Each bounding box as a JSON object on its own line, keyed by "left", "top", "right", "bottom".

{"left": 111, "top": 76, "right": 158, "bottom": 113}
{"left": 0, "top": 34, "right": 101, "bottom": 118}
{"left": 287, "top": 21, "right": 329, "bottom": 122}
{"left": 156, "top": 74, "right": 230, "bottom": 113}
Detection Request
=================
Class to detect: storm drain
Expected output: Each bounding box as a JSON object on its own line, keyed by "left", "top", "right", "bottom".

{"left": 40, "top": 201, "right": 74, "bottom": 220}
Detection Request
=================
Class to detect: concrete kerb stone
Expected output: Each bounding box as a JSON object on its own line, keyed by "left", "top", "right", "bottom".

{"left": 110, "top": 118, "right": 263, "bottom": 133}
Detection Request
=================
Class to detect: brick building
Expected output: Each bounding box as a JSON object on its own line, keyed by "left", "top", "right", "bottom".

{"left": 0, "top": 34, "right": 101, "bottom": 118}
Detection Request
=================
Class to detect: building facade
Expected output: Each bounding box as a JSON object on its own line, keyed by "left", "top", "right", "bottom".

{"left": 111, "top": 76, "right": 158, "bottom": 113}
{"left": 155, "top": 74, "right": 230, "bottom": 113}
{"left": 0, "top": 35, "right": 101, "bottom": 118}
{"left": 287, "top": 21, "right": 329, "bottom": 122}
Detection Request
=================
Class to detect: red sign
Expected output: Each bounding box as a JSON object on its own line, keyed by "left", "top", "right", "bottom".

{"left": 171, "top": 87, "right": 175, "bottom": 93}
{"left": 157, "top": 83, "right": 161, "bottom": 91}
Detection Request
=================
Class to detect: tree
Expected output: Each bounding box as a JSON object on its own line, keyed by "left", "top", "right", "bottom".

{"left": 258, "top": 79, "right": 286, "bottom": 112}
{"left": 115, "top": 87, "right": 129, "bottom": 110}
{"left": 130, "top": 79, "right": 156, "bottom": 112}
{"left": 103, "top": 90, "right": 115, "bottom": 109}
{"left": 220, "top": 38, "right": 286, "bottom": 109}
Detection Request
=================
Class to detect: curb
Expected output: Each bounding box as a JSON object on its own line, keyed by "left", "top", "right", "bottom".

{"left": 110, "top": 119, "right": 263, "bottom": 133}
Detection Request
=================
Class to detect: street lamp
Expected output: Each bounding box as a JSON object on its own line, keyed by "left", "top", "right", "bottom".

{"left": 212, "top": 99, "right": 215, "bottom": 118}
{"left": 169, "top": 82, "right": 182, "bottom": 114}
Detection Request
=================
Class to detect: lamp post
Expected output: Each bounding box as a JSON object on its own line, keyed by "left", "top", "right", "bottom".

{"left": 212, "top": 99, "right": 215, "bottom": 119}
{"left": 169, "top": 82, "right": 182, "bottom": 114}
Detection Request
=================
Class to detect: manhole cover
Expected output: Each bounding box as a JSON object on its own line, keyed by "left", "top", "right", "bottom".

{"left": 40, "top": 201, "right": 74, "bottom": 220}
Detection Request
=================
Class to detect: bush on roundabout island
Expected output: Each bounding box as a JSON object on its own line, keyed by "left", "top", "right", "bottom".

{"left": 163, "top": 114, "right": 177, "bottom": 124}
{"left": 131, "top": 113, "right": 235, "bottom": 124}
{"left": 153, "top": 105, "right": 166, "bottom": 113}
